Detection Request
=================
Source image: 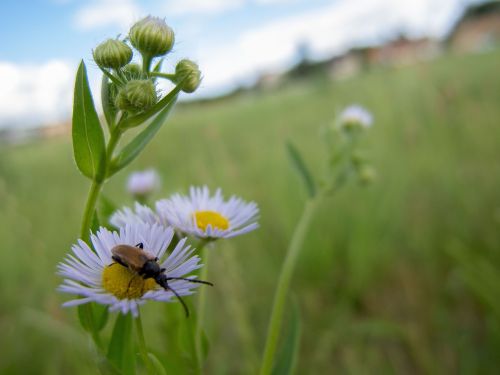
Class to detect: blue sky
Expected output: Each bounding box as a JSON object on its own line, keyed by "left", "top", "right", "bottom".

{"left": 0, "top": 0, "right": 477, "bottom": 128}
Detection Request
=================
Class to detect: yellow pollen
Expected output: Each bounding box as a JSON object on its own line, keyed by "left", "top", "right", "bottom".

{"left": 193, "top": 210, "right": 229, "bottom": 231}
{"left": 102, "top": 263, "right": 157, "bottom": 299}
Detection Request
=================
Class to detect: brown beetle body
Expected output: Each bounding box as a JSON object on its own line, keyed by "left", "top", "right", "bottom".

{"left": 111, "top": 244, "right": 158, "bottom": 273}
{"left": 109, "top": 242, "right": 212, "bottom": 317}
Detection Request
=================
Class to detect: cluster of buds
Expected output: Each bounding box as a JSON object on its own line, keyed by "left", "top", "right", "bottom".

{"left": 93, "top": 16, "right": 201, "bottom": 116}
{"left": 321, "top": 104, "right": 377, "bottom": 190}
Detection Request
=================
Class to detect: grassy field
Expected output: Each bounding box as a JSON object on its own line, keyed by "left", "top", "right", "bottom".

{"left": 1, "top": 49, "right": 500, "bottom": 374}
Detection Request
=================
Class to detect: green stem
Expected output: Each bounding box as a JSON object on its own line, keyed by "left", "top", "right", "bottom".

{"left": 143, "top": 55, "right": 152, "bottom": 75}
{"left": 135, "top": 310, "right": 154, "bottom": 374}
{"left": 259, "top": 198, "right": 320, "bottom": 375}
{"left": 195, "top": 240, "right": 210, "bottom": 372}
{"left": 80, "top": 180, "right": 103, "bottom": 240}
{"left": 150, "top": 72, "right": 176, "bottom": 81}
{"left": 77, "top": 128, "right": 122, "bottom": 356}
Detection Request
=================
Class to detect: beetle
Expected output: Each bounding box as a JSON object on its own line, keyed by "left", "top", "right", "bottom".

{"left": 111, "top": 242, "right": 212, "bottom": 317}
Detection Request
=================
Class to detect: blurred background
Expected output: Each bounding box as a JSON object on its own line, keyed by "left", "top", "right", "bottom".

{"left": 1, "top": 0, "right": 500, "bottom": 373}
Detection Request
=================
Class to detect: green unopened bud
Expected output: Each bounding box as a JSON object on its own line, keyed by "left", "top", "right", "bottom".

{"left": 93, "top": 39, "right": 132, "bottom": 69}
{"left": 175, "top": 59, "right": 201, "bottom": 93}
{"left": 129, "top": 16, "right": 175, "bottom": 58}
{"left": 358, "top": 165, "right": 377, "bottom": 185}
{"left": 122, "top": 63, "right": 143, "bottom": 80}
{"left": 115, "top": 79, "right": 157, "bottom": 113}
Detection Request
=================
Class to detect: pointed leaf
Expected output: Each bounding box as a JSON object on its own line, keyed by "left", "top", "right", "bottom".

{"left": 107, "top": 313, "right": 135, "bottom": 375}
{"left": 72, "top": 61, "right": 106, "bottom": 180}
{"left": 272, "top": 301, "right": 301, "bottom": 375}
{"left": 109, "top": 96, "right": 178, "bottom": 176}
{"left": 286, "top": 142, "right": 316, "bottom": 198}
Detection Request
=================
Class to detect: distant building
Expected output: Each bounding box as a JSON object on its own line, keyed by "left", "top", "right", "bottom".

{"left": 366, "top": 36, "right": 442, "bottom": 67}
{"left": 328, "top": 48, "right": 371, "bottom": 80}
{"left": 328, "top": 37, "right": 441, "bottom": 81}
{"left": 255, "top": 72, "right": 283, "bottom": 91}
{"left": 447, "top": 1, "right": 500, "bottom": 53}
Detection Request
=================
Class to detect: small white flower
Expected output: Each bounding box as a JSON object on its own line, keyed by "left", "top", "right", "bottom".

{"left": 110, "top": 186, "right": 260, "bottom": 239}
{"left": 156, "top": 186, "right": 259, "bottom": 239}
{"left": 110, "top": 202, "right": 160, "bottom": 228}
{"left": 127, "top": 169, "right": 161, "bottom": 197}
{"left": 58, "top": 222, "right": 203, "bottom": 317}
{"left": 339, "top": 105, "right": 373, "bottom": 129}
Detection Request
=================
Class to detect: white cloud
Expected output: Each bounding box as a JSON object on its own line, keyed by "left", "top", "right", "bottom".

{"left": 164, "top": 0, "right": 245, "bottom": 16}
{"left": 0, "top": 60, "right": 77, "bottom": 128}
{"left": 74, "top": 0, "right": 141, "bottom": 31}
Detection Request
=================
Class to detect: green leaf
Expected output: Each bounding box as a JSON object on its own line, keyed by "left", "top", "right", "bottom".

{"left": 72, "top": 61, "right": 106, "bottom": 180}
{"left": 101, "top": 74, "right": 117, "bottom": 130}
{"left": 94, "top": 303, "right": 110, "bottom": 332}
{"left": 109, "top": 96, "right": 178, "bottom": 176}
{"left": 286, "top": 142, "right": 316, "bottom": 198}
{"left": 77, "top": 302, "right": 109, "bottom": 332}
{"left": 152, "top": 58, "right": 164, "bottom": 74}
{"left": 77, "top": 304, "right": 93, "bottom": 332}
{"left": 148, "top": 352, "right": 168, "bottom": 375}
{"left": 272, "top": 301, "right": 302, "bottom": 375}
{"left": 119, "top": 80, "right": 184, "bottom": 129}
{"left": 107, "top": 314, "right": 136, "bottom": 375}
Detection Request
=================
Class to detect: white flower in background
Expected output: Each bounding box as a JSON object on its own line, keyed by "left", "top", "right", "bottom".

{"left": 338, "top": 104, "right": 373, "bottom": 130}
{"left": 127, "top": 169, "right": 161, "bottom": 198}
{"left": 156, "top": 185, "right": 259, "bottom": 239}
{"left": 110, "top": 202, "right": 159, "bottom": 228}
{"left": 58, "top": 222, "right": 203, "bottom": 317}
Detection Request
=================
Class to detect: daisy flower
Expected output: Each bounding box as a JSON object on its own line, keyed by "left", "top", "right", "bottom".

{"left": 110, "top": 201, "right": 159, "bottom": 228}
{"left": 126, "top": 169, "right": 161, "bottom": 198}
{"left": 58, "top": 222, "right": 203, "bottom": 317}
{"left": 338, "top": 104, "right": 373, "bottom": 130}
{"left": 156, "top": 186, "right": 259, "bottom": 239}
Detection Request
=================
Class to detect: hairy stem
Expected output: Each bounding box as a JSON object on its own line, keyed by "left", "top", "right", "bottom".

{"left": 259, "top": 198, "right": 319, "bottom": 375}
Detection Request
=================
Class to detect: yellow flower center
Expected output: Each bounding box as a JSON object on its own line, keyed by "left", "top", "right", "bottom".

{"left": 193, "top": 210, "right": 229, "bottom": 231}
{"left": 102, "top": 263, "right": 157, "bottom": 299}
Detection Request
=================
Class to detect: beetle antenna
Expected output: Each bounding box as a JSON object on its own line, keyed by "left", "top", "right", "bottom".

{"left": 155, "top": 274, "right": 190, "bottom": 317}
{"left": 169, "top": 286, "right": 190, "bottom": 317}
{"left": 166, "top": 277, "right": 213, "bottom": 286}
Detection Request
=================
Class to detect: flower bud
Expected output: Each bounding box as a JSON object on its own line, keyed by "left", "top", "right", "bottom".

{"left": 175, "top": 59, "right": 201, "bottom": 93}
{"left": 129, "top": 16, "right": 175, "bottom": 58}
{"left": 115, "top": 79, "right": 157, "bottom": 113}
{"left": 93, "top": 39, "right": 133, "bottom": 69}
{"left": 358, "top": 165, "right": 376, "bottom": 185}
{"left": 338, "top": 105, "right": 373, "bottom": 132}
{"left": 122, "top": 63, "right": 143, "bottom": 80}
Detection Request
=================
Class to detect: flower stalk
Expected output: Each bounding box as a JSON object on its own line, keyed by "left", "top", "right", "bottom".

{"left": 259, "top": 198, "right": 320, "bottom": 375}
